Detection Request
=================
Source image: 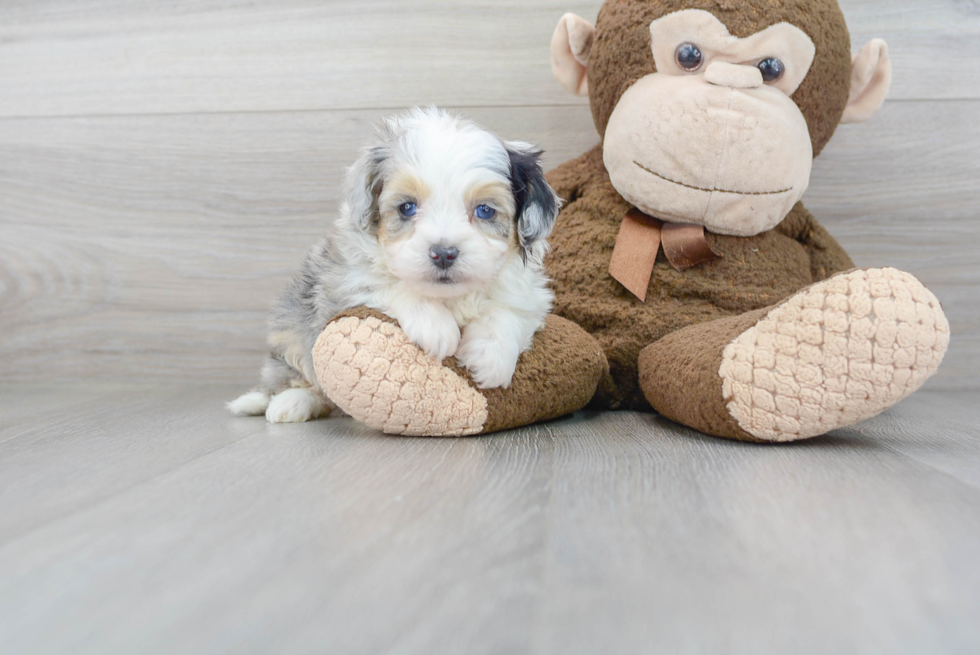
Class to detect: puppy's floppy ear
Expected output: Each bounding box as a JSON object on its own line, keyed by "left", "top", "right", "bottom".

{"left": 345, "top": 144, "right": 387, "bottom": 233}
{"left": 506, "top": 141, "right": 561, "bottom": 258}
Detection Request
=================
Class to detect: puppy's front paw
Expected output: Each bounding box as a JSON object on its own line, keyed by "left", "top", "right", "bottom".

{"left": 265, "top": 388, "right": 325, "bottom": 424}
{"left": 456, "top": 337, "right": 519, "bottom": 389}
{"left": 399, "top": 311, "right": 461, "bottom": 361}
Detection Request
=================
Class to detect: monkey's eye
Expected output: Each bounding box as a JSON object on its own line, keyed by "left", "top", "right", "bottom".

{"left": 757, "top": 58, "right": 785, "bottom": 83}
{"left": 398, "top": 202, "right": 417, "bottom": 218}
{"left": 675, "top": 43, "right": 704, "bottom": 71}
{"left": 474, "top": 204, "right": 496, "bottom": 220}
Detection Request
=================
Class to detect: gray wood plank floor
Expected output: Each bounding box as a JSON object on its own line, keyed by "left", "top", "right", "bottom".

{"left": 1, "top": 386, "right": 977, "bottom": 654}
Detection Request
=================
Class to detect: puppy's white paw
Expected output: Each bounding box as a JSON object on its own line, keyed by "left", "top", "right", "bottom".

{"left": 227, "top": 391, "right": 271, "bottom": 416}
{"left": 456, "top": 336, "right": 519, "bottom": 389}
{"left": 265, "top": 388, "right": 326, "bottom": 424}
{"left": 399, "top": 310, "right": 461, "bottom": 361}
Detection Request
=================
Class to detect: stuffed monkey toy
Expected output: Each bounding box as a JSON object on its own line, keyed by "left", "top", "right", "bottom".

{"left": 312, "top": 0, "right": 949, "bottom": 441}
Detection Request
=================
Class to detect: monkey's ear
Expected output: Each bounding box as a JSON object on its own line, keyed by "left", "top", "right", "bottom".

{"left": 841, "top": 39, "right": 892, "bottom": 124}
{"left": 551, "top": 13, "right": 594, "bottom": 97}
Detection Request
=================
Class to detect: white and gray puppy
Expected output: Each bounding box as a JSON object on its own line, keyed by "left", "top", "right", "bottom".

{"left": 228, "top": 107, "right": 561, "bottom": 423}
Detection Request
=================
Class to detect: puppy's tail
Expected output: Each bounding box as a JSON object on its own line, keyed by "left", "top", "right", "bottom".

{"left": 226, "top": 391, "right": 271, "bottom": 416}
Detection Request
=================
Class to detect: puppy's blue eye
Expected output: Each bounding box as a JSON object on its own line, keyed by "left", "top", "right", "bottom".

{"left": 475, "top": 204, "right": 496, "bottom": 220}
{"left": 398, "top": 202, "right": 417, "bottom": 218}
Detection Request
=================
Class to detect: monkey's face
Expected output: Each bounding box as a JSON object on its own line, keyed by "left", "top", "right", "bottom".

{"left": 602, "top": 10, "right": 816, "bottom": 236}
{"left": 552, "top": 0, "right": 892, "bottom": 237}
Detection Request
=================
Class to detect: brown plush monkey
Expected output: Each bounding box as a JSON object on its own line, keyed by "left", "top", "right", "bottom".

{"left": 312, "top": 0, "right": 949, "bottom": 441}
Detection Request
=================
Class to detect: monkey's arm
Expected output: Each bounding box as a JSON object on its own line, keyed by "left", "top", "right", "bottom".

{"left": 776, "top": 202, "right": 855, "bottom": 282}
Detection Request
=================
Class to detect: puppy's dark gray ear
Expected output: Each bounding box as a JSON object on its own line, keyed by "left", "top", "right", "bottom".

{"left": 345, "top": 144, "right": 387, "bottom": 233}
{"left": 506, "top": 141, "right": 561, "bottom": 258}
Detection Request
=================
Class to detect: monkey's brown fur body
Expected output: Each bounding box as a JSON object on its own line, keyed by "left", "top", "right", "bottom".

{"left": 546, "top": 145, "right": 854, "bottom": 413}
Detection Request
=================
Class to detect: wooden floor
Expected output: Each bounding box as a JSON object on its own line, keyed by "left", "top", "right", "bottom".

{"left": 1, "top": 386, "right": 978, "bottom": 654}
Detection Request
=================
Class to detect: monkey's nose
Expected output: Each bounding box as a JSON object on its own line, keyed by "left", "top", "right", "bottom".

{"left": 429, "top": 245, "right": 459, "bottom": 270}
{"left": 704, "top": 61, "right": 763, "bottom": 89}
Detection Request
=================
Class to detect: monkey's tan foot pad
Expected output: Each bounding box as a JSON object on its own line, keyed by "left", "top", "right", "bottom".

{"left": 719, "top": 268, "right": 950, "bottom": 442}
{"left": 312, "top": 306, "right": 607, "bottom": 437}
{"left": 639, "top": 268, "right": 950, "bottom": 443}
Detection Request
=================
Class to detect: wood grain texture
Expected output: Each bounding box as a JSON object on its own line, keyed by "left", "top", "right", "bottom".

{"left": 840, "top": 390, "right": 980, "bottom": 489}
{"left": 1, "top": 101, "right": 976, "bottom": 388}
{"left": 0, "top": 0, "right": 595, "bottom": 118}
{"left": 0, "top": 385, "right": 266, "bottom": 541}
{"left": 0, "top": 105, "right": 601, "bottom": 385}
{"left": 1, "top": 0, "right": 978, "bottom": 119}
{"left": 0, "top": 385, "right": 978, "bottom": 654}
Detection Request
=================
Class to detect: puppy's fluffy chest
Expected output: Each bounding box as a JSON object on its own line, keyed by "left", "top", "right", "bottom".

{"left": 444, "top": 290, "right": 493, "bottom": 328}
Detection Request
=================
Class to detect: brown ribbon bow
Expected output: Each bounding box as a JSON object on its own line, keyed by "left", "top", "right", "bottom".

{"left": 609, "top": 208, "right": 722, "bottom": 302}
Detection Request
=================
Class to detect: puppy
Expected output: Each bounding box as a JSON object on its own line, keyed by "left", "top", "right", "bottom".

{"left": 228, "top": 107, "right": 561, "bottom": 423}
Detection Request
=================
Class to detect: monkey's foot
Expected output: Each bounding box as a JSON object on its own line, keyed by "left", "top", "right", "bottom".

{"left": 640, "top": 268, "right": 950, "bottom": 442}
{"left": 312, "top": 307, "right": 606, "bottom": 436}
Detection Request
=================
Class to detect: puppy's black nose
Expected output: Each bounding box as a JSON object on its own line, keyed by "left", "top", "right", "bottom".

{"left": 429, "top": 245, "right": 459, "bottom": 270}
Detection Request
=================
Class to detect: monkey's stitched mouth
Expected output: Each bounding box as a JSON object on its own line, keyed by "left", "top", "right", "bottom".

{"left": 634, "top": 161, "right": 793, "bottom": 196}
